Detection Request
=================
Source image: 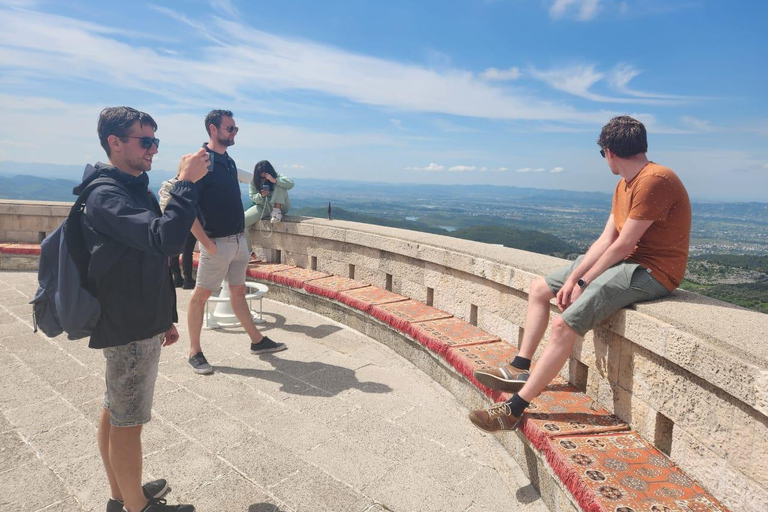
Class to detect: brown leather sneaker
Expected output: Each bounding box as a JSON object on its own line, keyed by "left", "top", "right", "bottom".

{"left": 468, "top": 402, "right": 522, "bottom": 432}
{"left": 474, "top": 365, "right": 530, "bottom": 392}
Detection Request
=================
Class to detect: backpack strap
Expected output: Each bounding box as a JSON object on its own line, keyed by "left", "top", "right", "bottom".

{"left": 66, "top": 176, "right": 127, "bottom": 290}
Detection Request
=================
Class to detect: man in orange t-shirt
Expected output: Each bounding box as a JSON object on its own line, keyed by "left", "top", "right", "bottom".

{"left": 469, "top": 115, "right": 691, "bottom": 432}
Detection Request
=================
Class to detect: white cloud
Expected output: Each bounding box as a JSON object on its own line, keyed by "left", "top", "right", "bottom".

{"left": 433, "top": 119, "right": 477, "bottom": 133}
{"left": 516, "top": 167, "right": 546, "bottom": 173}
{"left": 283, "top": 163, "right": 305, "bottom": 169}
{"left": 390, "top": 119, "right": 407, "bottom": 131}
{"left": 550, "top": 166, "right": 565, "bottom": 173}
{"left": 0, "top": 7, "right": 610, "bottom": 124}
{"left": 448, "top": 165, "right": 476, "bottom": 172}
{"left": 210, "top": 0, "right": 238, "bottom": 17}
{"left": 407, "top": 163, "right": 445, "bottom": 172}
{"left": 764, "top": 163, "right": 768, "bottom": 169}
{"left": 496, "top": 167, "right": 509, "bottom": 172}
{"left": 480, "top": 67, "right": 521, "bottom": 81}
{"left": 550, "top": 0, "right": 601, "bottom": 21}
{"left": 530, "top": 63, "right": 689, "bottom": 105}
{"left": 680, "top": 116, "right": 716, "bottom": 132}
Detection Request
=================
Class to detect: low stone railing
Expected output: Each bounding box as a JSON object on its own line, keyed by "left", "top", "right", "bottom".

{"left": 2, "top": 200, "right": 766, "bottom": 511}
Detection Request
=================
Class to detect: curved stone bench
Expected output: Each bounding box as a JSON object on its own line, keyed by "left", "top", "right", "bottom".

{"left": 240, "top": 258, "right": 731, "bottom": 512}
{"left": 0, "top": 242, "right": 747, "bottom": 511}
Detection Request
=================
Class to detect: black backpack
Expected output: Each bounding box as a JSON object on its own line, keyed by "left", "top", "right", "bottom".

{"left": 30, "top": 177, "right": 124, "bottom": 339}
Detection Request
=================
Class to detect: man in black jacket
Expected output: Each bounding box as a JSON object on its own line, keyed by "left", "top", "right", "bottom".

{"left": 82, "top": 107, "right": 208, "bottom": 512}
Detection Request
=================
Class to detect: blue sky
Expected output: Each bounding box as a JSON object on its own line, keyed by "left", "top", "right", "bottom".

{"left": 0, "top": 0, "right": 766, "bottom": 201}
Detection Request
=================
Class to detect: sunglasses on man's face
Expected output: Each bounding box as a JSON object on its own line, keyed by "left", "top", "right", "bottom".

{"left": 125, "top": 136, "right": 160, "bottom": 150}
{"left": 600, "top": 148, "right": 606, "bottom": 158}
{"left": 224, "top": 125, "right": 239, "bottom": 134}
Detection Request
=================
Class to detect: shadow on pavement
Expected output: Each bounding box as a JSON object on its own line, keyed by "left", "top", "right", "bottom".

{"left": 215, "top": 353, "right": 392, "bottom": 397}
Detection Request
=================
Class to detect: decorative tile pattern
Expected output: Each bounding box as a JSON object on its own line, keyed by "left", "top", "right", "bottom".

{"left": 409, "top": 317, "right": 500, "bottom": 356}
{"left": 269, "top": 267, "right": 330, "bottom": 288}
{"left": 520, "top": 381, "right": 629, "bottom": 450}
{"left": 247, "top": 262, "right": 297, "bottom": 281}
{"left": 444, "top": 341, "right": 518, "bottom": 401}
{"left": 0, "top": 243, "right": 41, "bottom": 255}
{"left": 369, "top": 299, "right": 452, "bottom": 336}
{"left": 547, "top": 432, "right": 729, "bottom": 512}
{"left": 303, "top": 275, "right": 370, "bottom": 300}
{"left": 336, "top": 286, "right": 408, "bottom": 313}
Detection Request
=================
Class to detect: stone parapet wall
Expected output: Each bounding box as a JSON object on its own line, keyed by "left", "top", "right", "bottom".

{"left": 2, "top": 200, "right": 766, "bottom": 510}
{"left": 256, "top": 216, "right": 768, "bottom": 511}
{"left": 0, "top": 200, "right": 70, "bottom": 243}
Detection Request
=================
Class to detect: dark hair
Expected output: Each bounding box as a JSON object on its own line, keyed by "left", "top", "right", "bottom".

{"left": 98, "top": 106, "right": 157, "bottom": 157}
{"left": 253, "top": 160, "right": 277, "bottom": 191}
{"left": 204, "top": 109, "right": 234, "bottom": 136}
{"left": 597, "top": 115, "right": 648, "bottom": 158}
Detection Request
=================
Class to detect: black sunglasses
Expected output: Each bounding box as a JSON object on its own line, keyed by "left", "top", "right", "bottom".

{"left": 224, "top": 125, "right": 239, "bottom": 133}
{"left": 125, "top": 136, "right": 160, "bottom": 150}
{"left": 600, "top": 148, "right": 606, "bottom": 158}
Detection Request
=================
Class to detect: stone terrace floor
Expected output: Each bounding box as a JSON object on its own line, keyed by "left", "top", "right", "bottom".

{"left": 0, "top": 270, "right": 547, "bottom": 512}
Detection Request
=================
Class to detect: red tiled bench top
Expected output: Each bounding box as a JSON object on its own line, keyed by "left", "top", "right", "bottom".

{"left": 0, "top": 243, "right": 41, "bottom": 255}
{"left": 244, "top": 261, "right": 729, "bottom": 512}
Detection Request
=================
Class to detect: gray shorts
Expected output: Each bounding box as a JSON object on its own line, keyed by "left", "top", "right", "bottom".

{"left": 196, "top": 232, "right": 249, "bottom": 290}
{"left": 103, "top": 333, "right": 163, "bottom": 427}
{"left": 544, "top": 256, "right": 671, "bottom": 336}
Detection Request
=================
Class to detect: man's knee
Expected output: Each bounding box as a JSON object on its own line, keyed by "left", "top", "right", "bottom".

{"left": 530, "top": 277, "right": 555, "bottom": 303}
{"left": 228, "top": 284, "right": 246, "bottom": 298}
{"left": 189, "top": 287, "right": 212, "bottom": 305}
{"left": 550, "top": 317, "right": 578, "bottom": 345}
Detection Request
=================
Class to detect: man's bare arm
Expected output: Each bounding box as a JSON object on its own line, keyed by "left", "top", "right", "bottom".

{"left": 190, "top": 218, "right": 215, "bottom": 254}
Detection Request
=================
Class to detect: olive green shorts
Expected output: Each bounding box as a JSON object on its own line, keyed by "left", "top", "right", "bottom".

{"left": 544, "top": 256, "right": 671, "bottom": 336}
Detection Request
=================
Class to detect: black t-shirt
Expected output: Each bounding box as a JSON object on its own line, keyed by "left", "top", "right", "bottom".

{"left": 196, "top": 144, "right": 245, "bottom": 238}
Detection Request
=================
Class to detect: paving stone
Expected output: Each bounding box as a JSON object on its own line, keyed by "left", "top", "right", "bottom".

{"left": 57, "top": 453, "right": 110, "bottom": 511}
{"left": 4, "top": 397, "right": 82, "bottom": 439}
{"left": 0, "top": 461, "right": 71, "bottom": 512}
{"left": 305, "top": 435, "right": 398, "bottom": 489}
{"left": 143, "top": 440, "right": 229, "bottom": 492}
{"left": 55, "top": 375, "right": 104, "bottom": 406}
{"left": 181, "top": 469, "right": 281, "bottom": 512}
{"left": 179, "top": 412, "right": 258, "bottom": 454}
{"left": 30, "top": 418, "right": 99, "bottom": 471}
{"left": 329, "top": 408, "right": 410, "bottom": 457}
{"left": 382, "top": 434, "right": 481, "bottom": 490}
{"left": 152, "top": 389, "right": 209, "bottom": 424}
{"left": 271, "top": 464, "right": 373, "bottom": 512}
{"left": 218, "top": 434, "right": 309, "bottom": 488}
{"left": 362, "top": 465, "right": 473, "bottom": 512}
{"left": 0, "top": 430, "right": 37, "bottom": 471}
{"left": 261, "top": 409, "right": 343, "bottom": 453}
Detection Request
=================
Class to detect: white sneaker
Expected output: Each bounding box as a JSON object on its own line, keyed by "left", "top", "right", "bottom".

{"left": 270, "top": 208, "right": 283, "bottom": 223}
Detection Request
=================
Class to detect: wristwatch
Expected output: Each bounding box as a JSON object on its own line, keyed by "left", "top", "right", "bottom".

{"left": 577, "top": 278, "right": 588, "bottom": 289}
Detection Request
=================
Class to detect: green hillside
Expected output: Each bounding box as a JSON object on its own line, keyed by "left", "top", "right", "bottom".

{"left": 292, "top": 206, "right": 575, "bottom": 256}
{"left": 451, "top": 225, "right": 576, "bottom": 256}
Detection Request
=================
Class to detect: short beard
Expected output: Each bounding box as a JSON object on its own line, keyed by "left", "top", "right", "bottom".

{"left": 217, "top": 134, "right": 234, "bottom": 147}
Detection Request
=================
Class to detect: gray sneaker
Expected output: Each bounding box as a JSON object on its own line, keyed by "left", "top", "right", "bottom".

{"left": 250, "top": 336, "right": 287, "bottom": 355}
{"left": 188, "top": 352, "right": 213, "bottom": 374}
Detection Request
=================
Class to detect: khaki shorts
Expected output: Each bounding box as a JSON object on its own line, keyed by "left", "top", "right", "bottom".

{"left": 544, "top": 256, "right": 671, "bottom": 336}
{"left": 196, "top": 232, "right": 249, "bottom": 290}
{"left": 103, "top": 333, "right": 163, "bottom": 427}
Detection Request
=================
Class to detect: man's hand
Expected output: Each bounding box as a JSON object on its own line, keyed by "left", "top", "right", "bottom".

{"left": 162, "top": 324, "right": 179, "bottom": 347}
{"left": 556, "top": 280, "right": 577, "bottom": 312}
{"left": 260, "top": 189, "right": 268, "bottom": 197}
{"left": 177, "top": 148, "right": 209, "bottom": 183}
{"left": 203, "top": 240, "right": 217, "bottom": 256}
